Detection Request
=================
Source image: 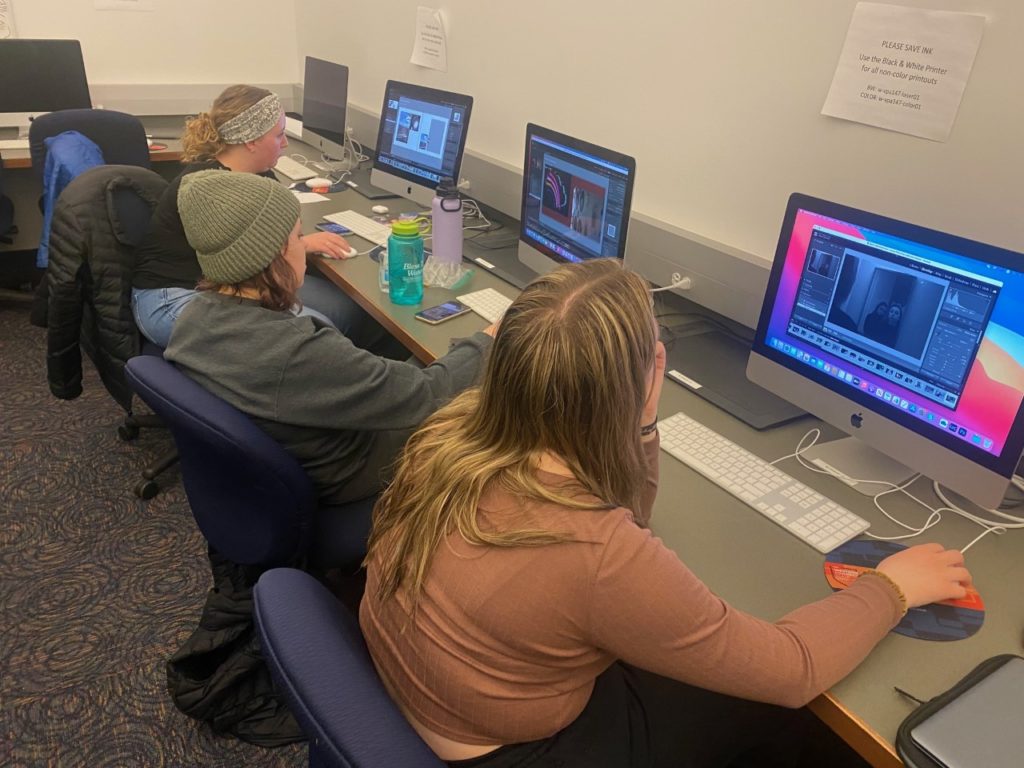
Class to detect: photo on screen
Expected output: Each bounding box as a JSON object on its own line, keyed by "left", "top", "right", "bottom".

{"left": 539, "top": 161, "right": 608, "bottom": 251}
{"left": 825, "top": 250, "right": 947, "bottom": 363}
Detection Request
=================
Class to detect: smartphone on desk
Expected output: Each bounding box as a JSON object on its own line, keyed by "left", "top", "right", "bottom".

{"left": 316, "top": 222, "right": 352, "bottom": 235}
{"left": 415, "top": 300, "right": 472, "bottom": 325}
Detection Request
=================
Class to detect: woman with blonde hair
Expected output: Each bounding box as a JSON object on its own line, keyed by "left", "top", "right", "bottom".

{"left": 132, "top": 85, "right": 389, "bottom": 352}
{"left": 360, "top": 258, "right": 971, "bottom": 767}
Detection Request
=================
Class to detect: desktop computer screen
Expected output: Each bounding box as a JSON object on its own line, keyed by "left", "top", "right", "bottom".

{"left": 369, "top": 80, "right": 473, "bottom": 207}
{"left": 748, "top": 193, "right": 1024, "bottom": 508}
{"left": 0, "top": 39, "right": 91, "bottom": 117}
{"left": 518, "top": 123, "right": 635, "bottom": 277}
{"left": 300, "top": 56, "right": 348, "bottom": 161}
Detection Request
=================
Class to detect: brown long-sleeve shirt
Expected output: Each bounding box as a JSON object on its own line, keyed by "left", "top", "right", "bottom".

{"left": 360, "top": 437, "right": 903, "bottom": 745}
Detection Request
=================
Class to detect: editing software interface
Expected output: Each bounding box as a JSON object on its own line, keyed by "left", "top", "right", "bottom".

{"left": 763, "top": 204, "right": 1024, "bottom": 459}
{"left": 521, "top": 128, "right": 634, "bottom": 262}
{"left": 374, "top": 81, "right": 472, "bottom": 189}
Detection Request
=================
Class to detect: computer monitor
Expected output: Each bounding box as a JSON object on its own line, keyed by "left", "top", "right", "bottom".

{"left": 0, "top": 39, "right": 91, "bottom": 126}
{"left": 300, "top": 56, "right": 348, "bottom": 161}
{"left": 748, "top": 193, "right": 1024, "bottom": 509}
{"left": 369, "top": 80, "right": 473, "bottom": 207}
{"left": 518, "top": 123, "right": 636, "bottom": 277}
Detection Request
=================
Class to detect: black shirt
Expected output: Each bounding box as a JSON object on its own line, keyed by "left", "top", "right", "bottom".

{"left": 132, "top": 161, "right": 276, "bottom": 289}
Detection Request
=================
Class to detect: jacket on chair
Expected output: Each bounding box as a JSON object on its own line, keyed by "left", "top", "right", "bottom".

{"left": 38, "top": 131, "right": 105, "bottom": 268}
{"left": 45, "top": 165, "right": 167, "bottom": 412}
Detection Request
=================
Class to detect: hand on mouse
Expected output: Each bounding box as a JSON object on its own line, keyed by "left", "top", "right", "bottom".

{"left": 875, "top": 542, "right": 972, "bottom": 608}
{"left": 303, "top": 231, "right": 355, "bottom": 259}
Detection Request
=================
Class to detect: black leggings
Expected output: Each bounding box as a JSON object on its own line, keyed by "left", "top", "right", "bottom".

{"left": 448, "top": 663, "right": 866, "bottom": 768}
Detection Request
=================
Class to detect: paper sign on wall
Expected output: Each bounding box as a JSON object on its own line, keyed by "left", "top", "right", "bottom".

{"left": 410, "top": 6, "right": 448, "bottom": 72}
{"left": 0, "top": 0, "right": 17, "bottom": 39}
{"left": 821, "top": 3, "right": 985, "bottom": 142}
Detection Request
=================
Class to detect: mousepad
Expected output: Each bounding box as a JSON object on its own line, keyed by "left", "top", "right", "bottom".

{"left": 823, "top": 539, "right": 984, "bottom": 641}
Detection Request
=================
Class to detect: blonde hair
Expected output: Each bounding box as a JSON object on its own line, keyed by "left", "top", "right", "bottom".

{"left": 367, "top": 259, "right": 657, "bottom": 604}
{"left": 181, "top": 85, "right": 274, "bottom": 162}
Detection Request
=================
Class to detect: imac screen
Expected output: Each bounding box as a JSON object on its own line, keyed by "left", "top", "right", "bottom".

{"left": 373, "top": 80, "right": 472, "bottom": 192}
{"left": 755, "top": 195, "right": 1024, "bottom": 473}
{"left": 520, "top": 124, "right": 635, "bottom": 264}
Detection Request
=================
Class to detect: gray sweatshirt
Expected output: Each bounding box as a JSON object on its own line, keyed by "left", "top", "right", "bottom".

{"left": 165, "top": 292, "right": 491, "bottom": 505}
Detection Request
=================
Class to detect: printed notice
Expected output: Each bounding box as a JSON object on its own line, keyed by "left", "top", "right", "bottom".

{"left": 410, "top": 6, "right": 448, "bottom": 72}
{"left": 0, "top": 0, "right": 17, "bottom": 39}
{"left": 822, "top": 3, "right": 985, "bottom": 141}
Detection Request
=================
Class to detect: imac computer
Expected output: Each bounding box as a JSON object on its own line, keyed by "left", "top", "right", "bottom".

{"left": 518, "top": 123, "right": 636, "bottom": 277}
{"left": 300, "top": 56, "right": 348, "bottom": 161}
{"left": 364, "top": 80, "right": 473, "bottom": 207}
{"left": 0, "top": 39, "right": 91, "bottom": 127}
{"left": 748, "top": 193, "right": 1024, "bottom": 509}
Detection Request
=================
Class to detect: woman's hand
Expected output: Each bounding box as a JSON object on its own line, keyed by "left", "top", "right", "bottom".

{"left": 876, "top": 543, "right": 972, "bottom": 608}
{"left": 303, "top": 231, "right": 354, "bottom": 259}
{"left": 641, "top": 340, "right": 667, "bottom": 429}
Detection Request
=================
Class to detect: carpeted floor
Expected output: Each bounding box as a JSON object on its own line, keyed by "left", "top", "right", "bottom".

{"left": 0, "top": 298, "right": 305, "bottom": 767}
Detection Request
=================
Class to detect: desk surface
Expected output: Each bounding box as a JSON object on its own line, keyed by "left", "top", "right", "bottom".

{"left": 296, "top": 175, "right": 1024, "bottom": 767}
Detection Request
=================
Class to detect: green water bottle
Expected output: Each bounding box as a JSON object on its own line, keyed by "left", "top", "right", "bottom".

{"left": 387, "top": 220, "right": 424, "bottom": 305}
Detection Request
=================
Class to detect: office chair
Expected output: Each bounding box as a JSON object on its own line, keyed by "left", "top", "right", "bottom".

{"left": 44, "top": 164, "right": 178, "bottom": 499}
{"left": 123, "top": 355, "right": 375, "bottom": 567}
{"left": 29, "top": 108, "right": 150, "bottom": 184}
{"left": 254, "top": 568, "right": 445, "bottom": 768}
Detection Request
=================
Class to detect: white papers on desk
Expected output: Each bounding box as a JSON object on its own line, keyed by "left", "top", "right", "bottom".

{"left": 0, "top": 138, "right": 29, "bottom": 150}
{"left": 821, "top": 3, "right": 985, "bottom": 142}
{"left": 291, "top": 191, "right": 330, "bottom": 205}
{"left": 0, "top": 0, "right": 17, "bottom": 39}
{"left": 410, "top": 6, "right": 448, "bottom": 72}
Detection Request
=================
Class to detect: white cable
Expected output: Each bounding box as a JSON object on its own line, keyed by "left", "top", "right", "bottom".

{"left": 651, "top": 276, "right": 692, "bottom": 293}
{"left": 771, "top": 429, "right": 1019, "bottom": 552}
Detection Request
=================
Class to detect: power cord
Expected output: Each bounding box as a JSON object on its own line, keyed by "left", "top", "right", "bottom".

{"left": 771, "top": 428, "right": 1024, "bottom": 553}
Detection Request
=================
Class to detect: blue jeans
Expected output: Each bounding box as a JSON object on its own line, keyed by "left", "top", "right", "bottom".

{"left": 132, "top": 273, "right": 363, "bottom": 348}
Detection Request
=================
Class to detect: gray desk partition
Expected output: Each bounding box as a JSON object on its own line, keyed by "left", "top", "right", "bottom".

{"left": 291, "top": 140, "right": 1024, "bottom": 768}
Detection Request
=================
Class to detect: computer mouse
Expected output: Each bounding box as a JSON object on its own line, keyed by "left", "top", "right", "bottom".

{"left": 371, "top": 204, "right": 390, "bottom": 215}
{"left": 307, "top": 177, "right": 332, "bottom": 191}
{"left": 340, "top": 244, "right": 358, "bottom": 258}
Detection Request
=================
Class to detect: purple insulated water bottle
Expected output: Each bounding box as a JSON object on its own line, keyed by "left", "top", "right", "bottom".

{"left": 431, "top": 177, "right": 463, "bottom": 264}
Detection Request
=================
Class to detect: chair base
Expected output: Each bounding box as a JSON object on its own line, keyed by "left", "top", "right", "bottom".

{"left": 119, "top": 412, "right": 179, "bottom": 500}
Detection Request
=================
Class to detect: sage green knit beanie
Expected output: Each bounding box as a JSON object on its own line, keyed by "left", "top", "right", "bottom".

{"left": 178, "top": 170, "right": 301, "bottom": 284}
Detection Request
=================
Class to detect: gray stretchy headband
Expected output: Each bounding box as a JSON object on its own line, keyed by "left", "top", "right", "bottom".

{"left": 216, "top": 93, "right": 283, "bottom": 144}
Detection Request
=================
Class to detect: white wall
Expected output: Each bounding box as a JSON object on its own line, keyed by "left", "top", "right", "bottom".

{"left": 294, "top": 0, "right": 1023, "bottom": 261}
{"left": 14, "top": 0, "right": 299, "bottom": 85}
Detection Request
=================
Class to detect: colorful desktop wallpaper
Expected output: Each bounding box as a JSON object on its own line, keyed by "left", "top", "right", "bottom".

{"left": 764, "top": 208, "right": 1024, "bottom": 456}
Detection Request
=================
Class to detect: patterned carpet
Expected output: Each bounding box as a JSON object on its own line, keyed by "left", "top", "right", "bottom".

{"left": 0, "top": 300, "right": 305, "bottom": 767}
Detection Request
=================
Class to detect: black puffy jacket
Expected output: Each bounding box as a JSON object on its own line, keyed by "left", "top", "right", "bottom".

{"left": 45, "top": 165, "right": 167, "bottom": 412}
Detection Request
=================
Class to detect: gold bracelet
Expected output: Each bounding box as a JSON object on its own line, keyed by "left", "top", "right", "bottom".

{"left": 860, "top": 569, "right": 908, "bottom": 617}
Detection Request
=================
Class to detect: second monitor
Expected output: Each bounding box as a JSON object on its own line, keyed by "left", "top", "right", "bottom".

{"left": 367, "top": 80, "right": 474, "bottom": 207}
{"left": 518, "top": 123, "right": 636, "bottom": 276}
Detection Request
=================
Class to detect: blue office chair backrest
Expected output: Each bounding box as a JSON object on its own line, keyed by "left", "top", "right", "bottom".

{"left": 254, "top": 568, "right": 445, "bottom": 768}
{"left": 29, "top": 108, "right": 150, "bottom": 183}
{"left": 124, "top": 355, "right": 314, "bottom": 565}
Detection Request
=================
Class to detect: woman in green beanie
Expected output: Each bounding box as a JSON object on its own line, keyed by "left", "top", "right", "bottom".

{"left": 165, "top": 170, "right": 495, "bottom": 506}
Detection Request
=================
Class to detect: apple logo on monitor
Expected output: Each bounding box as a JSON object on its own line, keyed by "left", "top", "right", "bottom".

{"left": 850, "top": 412, "right": 864, "bottom": 429}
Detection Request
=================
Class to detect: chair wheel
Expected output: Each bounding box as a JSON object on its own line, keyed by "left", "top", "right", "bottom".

{"left": 118, "top": 424, "right": 140, "bottom": 441}
{"left": 134, "top": 479, "right": 159, "bottom": 500}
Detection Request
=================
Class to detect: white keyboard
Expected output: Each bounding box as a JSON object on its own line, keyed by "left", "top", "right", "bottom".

{"left": 274, "top": 155, "right": 317, "bottom": 180}
{"left": 658, "top": 412, "right": 869, "bottom": 553}
{"left": 457, "top": 288, "right": 513, "bottom": 323}
{"left": 0, "top": 138, "right": 30, "bottom": 151}
{"left": 323, "top": 210, "right": 392, "bottom": 246}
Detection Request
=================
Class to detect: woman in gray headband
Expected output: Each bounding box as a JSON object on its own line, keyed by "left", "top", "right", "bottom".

{"left": 130, "top": 85, "right": 398, "bottom": 355}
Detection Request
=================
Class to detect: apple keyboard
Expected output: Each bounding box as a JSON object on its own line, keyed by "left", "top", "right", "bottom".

{"left": 274, "top": 155, "right": 317, "bottom": 180}
{"left": 658, "top": 411, "right": 869, "bottom": 553}
{"left": 456, "top": 288, "right": 513, "bottom": 323}
{"left": 322, "top": 210, "right": 392, "bottom": 246}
